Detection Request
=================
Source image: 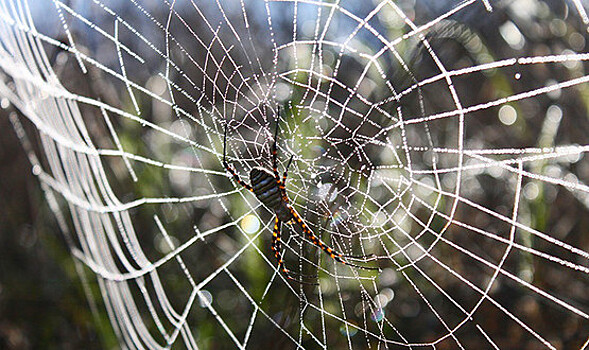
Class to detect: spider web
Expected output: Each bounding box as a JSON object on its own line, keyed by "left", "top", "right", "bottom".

{"left": 1, "top": 0, "right": 589, "bottom": 348}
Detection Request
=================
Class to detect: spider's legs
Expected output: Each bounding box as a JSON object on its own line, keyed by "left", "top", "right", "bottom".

{"left": 271, "top": 107, "right": 296, "bottom": 187}
{"left": 272, "top": 217, "right": 318, "bottom": 285}
{"left": 271, "top": 107, "right": 281, "bottom": 180}
{"left": 279, "top": 154, "right": 294, "bottom": 203}
{"left": 288, "top": 206, "right": 380, "bottom": 271}
{"left": 271, "top": 217, "right": 288, "bottom": 274}
{"left": 282, "top": 154, "right": 294, "bottom": 186}
{"left": 223, "top": 124, "right": 253, "bottom": 192}
{"left": 272, "top": 107, "right": 294, "bottom": 196}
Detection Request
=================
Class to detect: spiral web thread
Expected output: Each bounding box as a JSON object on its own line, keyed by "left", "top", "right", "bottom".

{"left": 1, "top": 0, "right": 589, "bottom": 348}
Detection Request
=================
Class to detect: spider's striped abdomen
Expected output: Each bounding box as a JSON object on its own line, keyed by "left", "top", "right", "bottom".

{"left": 250, "top": 167, "right": 281, "bottom": 207}
{"left": 250, "top": 167, "right": 292, "bottom": 221}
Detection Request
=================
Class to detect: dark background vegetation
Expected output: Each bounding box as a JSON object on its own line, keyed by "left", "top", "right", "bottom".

{"left": 0, "top": 112, "right": 110, "bottom": 348}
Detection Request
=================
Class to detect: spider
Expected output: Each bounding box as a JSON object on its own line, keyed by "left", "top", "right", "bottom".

{"left": 222, "top": 108, "right": 379, "bottom": 283}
